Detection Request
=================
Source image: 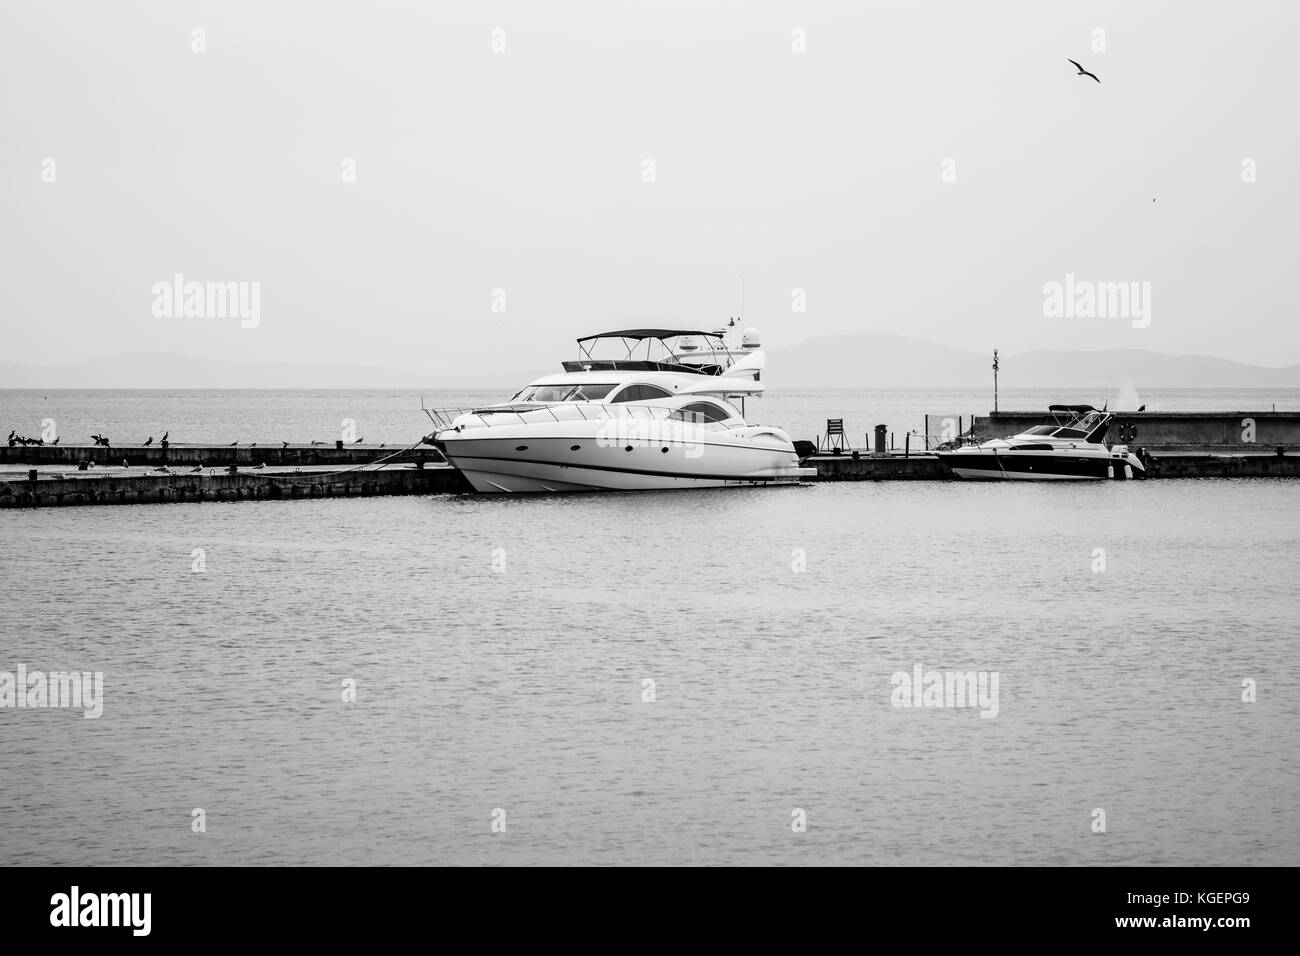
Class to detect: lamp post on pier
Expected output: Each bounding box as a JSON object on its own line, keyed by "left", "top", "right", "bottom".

{"left": 992, "top": 349, "right": 999, "bottom": 414}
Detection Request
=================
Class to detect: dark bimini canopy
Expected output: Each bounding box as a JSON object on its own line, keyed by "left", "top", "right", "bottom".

{"left": 566, "top": 328, "right": 732, "bottom": 376}
{"left": 577, "top": 329, "right": 719, "bottom": 342}
{"left": 1048, "top": 404, "right": 1099, "bottom": 414}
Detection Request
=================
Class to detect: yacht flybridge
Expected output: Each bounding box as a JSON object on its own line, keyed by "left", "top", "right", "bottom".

{"left": 936, "top": 405, "right": 1146, "bottom": 480}
{"left": 427, "top": 327, "right": 815, "bottom": 494}
{"left": 561, "top": 327, "right": 764, "bottom": 379}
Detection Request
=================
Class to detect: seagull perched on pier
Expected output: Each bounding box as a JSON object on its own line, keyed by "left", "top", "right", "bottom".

{"left": 51, "top": 437, "right": 59, "bottom": 446}
{"left": 144, "top": 436, "right": 154, "bottom": 446}
{"left": 282, "top": 440, "right": 289, "bottom": 449}
{"left": 161, "top": 431, "right": 168, "bottom": 442}
{"left": 1068, "top": 59, "right": 1100, "bottom": 83}
{"left": 229, "top": 440, "right": 238, "bottom": 447}
{"left": 190, "top": 465, "right": 203, "bottom": 473}
{"left": 354, "top": 437, "right": 364, "bottom": 444}
{"left": 253, "top": 462, "right": 266, "bottom": 471}
{"left": 1138, "top": 404, "right": 1146, "bottom": 411}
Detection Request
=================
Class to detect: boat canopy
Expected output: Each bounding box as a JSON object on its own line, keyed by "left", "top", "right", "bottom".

{"left": 576, "top": 329, "right": 721, "bottom": 343}
{"left": 565, "top": 328, "right": 740, "bottom": 376}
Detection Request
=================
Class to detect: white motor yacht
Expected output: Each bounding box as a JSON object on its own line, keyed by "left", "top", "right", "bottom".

{"left": 936, "top": 404, "right": 1146, "bottom": 480}
{"left": 427, "top": 327, "right": 816, "bottom": 493}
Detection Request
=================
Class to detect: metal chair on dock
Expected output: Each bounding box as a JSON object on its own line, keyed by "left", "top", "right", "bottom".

{"left": 820, "top": 419, "right": 847, "bottom": 454}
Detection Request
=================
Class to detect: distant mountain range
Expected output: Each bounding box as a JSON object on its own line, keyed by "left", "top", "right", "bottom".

{"left": 2, "top": 337, "right": 1297, "bottom": 389}
{"left": 0, "top": 351, "right": 459, "bottom": 390}
{"left": 769, "top": 334, "right": 1300, "bottom": 388}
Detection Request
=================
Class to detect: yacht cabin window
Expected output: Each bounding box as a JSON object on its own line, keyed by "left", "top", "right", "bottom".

{"left": 568, "top": 383, "right": 618, "bottom": 401}
{"left": 610, "top": 384, "right": 673, "bottom": 403}
{"left": 669, "top": 401, "right": 733, "bottom": 423}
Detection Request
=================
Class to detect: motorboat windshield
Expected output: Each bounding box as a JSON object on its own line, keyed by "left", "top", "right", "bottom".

{"left": 1022, "top": 405, "right": 1113, "bottom": 443}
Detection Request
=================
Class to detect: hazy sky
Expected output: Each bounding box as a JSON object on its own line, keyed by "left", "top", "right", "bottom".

{"left": 2, "top": 0, "right": 1297, "bottom": 375}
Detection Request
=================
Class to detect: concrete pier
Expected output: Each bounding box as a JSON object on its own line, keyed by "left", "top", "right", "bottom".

{"left": 1143, "top": 451, "right": 1300, "bottom": 479}
{"left": 0, "top": 463, "right": 468, "bottom": 508}
{"left": 0, "top": 442, "right": 442, "bottom": 468}
{"left": 806, "top": 453, "right": 947, "bottom": 480}
{"left": 803, "top": 449, "right": 1300, "bottom": 481}
{"left": 3, "top": 434, "right": 1297, "bottom": 505}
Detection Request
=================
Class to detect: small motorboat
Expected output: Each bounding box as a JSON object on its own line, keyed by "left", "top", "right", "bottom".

{"left": 936, "top": 404, "right": 1145, "bottom": 480}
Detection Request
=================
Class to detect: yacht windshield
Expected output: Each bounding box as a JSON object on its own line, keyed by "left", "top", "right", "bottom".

{"left": 1024, "top": 426, "right": 1057, "bottom": 435}
{"left": 510, "top": 383, "right": 618, "bottom": 403}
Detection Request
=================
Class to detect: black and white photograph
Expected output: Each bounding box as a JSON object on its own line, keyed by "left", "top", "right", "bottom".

{"left": 0, "top": 0, "right": 1294, "bottom": 933}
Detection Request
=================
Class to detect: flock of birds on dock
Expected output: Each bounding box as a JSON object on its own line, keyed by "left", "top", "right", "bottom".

{"left": 8, "top": 429, "right": 388, "bottom": 449}
{"left": 7, "top": 431, "right": 55, "bottom": 446}
{"left": 8, "top": 426, "right": 397, "bottom": 478}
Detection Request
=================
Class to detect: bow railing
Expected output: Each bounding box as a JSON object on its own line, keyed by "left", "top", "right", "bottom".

{"left": 423, "top": 402, "right": 732, "bottom": 432}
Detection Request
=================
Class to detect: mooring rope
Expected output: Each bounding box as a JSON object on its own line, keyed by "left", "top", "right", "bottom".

{"left": 255, "top": 437, "right": 437, "bottom": 485}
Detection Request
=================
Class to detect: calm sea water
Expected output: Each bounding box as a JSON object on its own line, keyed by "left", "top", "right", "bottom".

{"left": 2, "top": 390, "right": 1299, "bottom": 865}
{"left": 4, "top": 387, "right": 1299, "bottom": 449}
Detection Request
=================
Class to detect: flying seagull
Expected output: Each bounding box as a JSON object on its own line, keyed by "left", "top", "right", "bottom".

{"left": 1068, "top": 59, "right": 1100, "bottom": 83}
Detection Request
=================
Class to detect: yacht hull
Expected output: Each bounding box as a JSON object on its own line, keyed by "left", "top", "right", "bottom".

{"left": 436, "top": 430, "right": 814, "bottom": 494}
